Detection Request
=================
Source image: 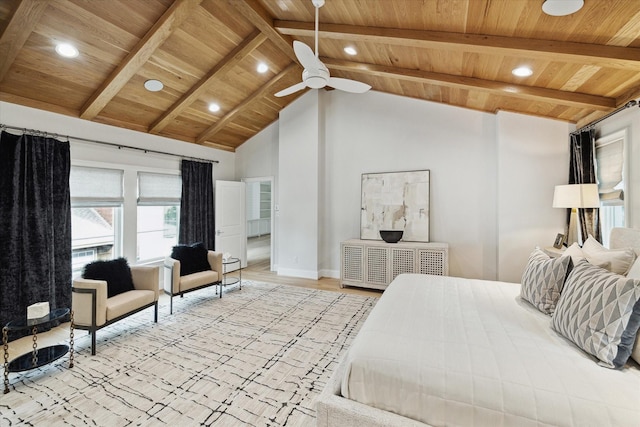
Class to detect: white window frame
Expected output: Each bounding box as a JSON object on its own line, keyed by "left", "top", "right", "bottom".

{"left": 136, "top": 171, "right": 182, "bottom": 263}
{"left": 72, "top": 159, "right": 182, "bottom": 265}
{"left": 595, "top": 128, "right": 629, "bottom": 245}
{"left": 70, "top": 164, "right": 125, "bottom": 260}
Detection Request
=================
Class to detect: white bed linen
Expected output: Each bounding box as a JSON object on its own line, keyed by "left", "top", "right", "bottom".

{"left": 340, "top": 273, "right": 640, "bottom": 427}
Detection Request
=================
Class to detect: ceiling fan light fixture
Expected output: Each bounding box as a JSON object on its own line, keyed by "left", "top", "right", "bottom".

{"left": 512, "top": 66, "right": 533, "bottom": 77}
{"left": 55, "top": 42, "right": 79, "bottom": 58}
{"left": 542, "top": 0, "right": 584, "bottom": 16}
{"left": 344, "top": 46, "right": 357, "bottom": 55}
{"left": 144, "top": 79, "right": 164, "bottom": 92}
{"left": 257, "top": 62, "right": 269, "bottom": 73}
{"left": 274, "top": 0, "right": 370, "bottom": 97}
{"left": 208, "top": 103, "right": 220, "bottom": 113}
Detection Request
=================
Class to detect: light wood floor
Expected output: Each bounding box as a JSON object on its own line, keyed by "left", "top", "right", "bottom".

{"left": 245, "top": 235, "right": 380, "bottom": 297}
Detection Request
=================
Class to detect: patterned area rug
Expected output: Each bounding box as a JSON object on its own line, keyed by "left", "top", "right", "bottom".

{"left": 1, "top": 282, "right": 377, "bottom": 426}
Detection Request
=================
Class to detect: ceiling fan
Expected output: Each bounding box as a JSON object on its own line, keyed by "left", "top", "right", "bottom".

{"left": 274, "top": 0, "right": 371, "bottom": 97}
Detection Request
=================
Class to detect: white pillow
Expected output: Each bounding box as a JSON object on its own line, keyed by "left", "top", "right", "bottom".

{"left": 561, "top": 242, "right": 585, "bottom": 265}
{"left": 627, "top": 257, "right": 640, "bottom": 280}
{"left": 581, "top": 235, "right": 637, "bottom": 276}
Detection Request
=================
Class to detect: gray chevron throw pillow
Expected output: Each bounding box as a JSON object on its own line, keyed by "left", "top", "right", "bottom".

{"left": 520, "top": 248, "right": 571, "bottom": 314}
{"left": 551, "top": 260, "right": 640, "bottom": 369}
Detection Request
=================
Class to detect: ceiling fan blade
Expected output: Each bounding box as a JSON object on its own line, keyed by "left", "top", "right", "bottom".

{"left": 274, "top": 81, "right": 307, "bottom": 97}
{"left": 293, "top": 40, "right": 321, "bottom": 71}
{"left": 327, "top": 77, "right": 371, "bottom": 93}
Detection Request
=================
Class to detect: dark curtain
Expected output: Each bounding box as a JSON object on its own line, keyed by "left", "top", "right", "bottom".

{"left": 568, "top": 128, "right": 601, "bottom": 243}
{"left": 179, "top": 160, "right": 215, "bottom": 250}
{"left": 0, "top": 131, "right": 72, "bottom": 332}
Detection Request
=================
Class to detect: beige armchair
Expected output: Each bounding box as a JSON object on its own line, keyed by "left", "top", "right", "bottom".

{"left": 164, "top": 250, "right": 222, "bottom": 314}
{"left": 72, "top": 266, "right": 159, "bottom": 355}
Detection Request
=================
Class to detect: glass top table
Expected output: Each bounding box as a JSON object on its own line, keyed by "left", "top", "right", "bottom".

{"left": 3, "top": 307, "right": 74, "bottom": 394}
{"left": 220, "top": 257, "right": 242, "bottom": 298}
{"left": 4, "top": 307, "right": 69, "bottom": 330}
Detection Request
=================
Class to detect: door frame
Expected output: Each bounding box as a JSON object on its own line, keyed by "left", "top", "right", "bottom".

{"left": 242, "top": 176, "right": 275, "bottom": 271}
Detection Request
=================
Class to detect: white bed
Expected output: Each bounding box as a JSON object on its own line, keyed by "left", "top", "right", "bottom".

{"left": 316, "top": 229, "right": 640, "bottom": 427}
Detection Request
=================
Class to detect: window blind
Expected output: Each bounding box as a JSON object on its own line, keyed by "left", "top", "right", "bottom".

{"left": 137, "top": 172, "right": 181, "bottom": 205}
{"left": 70, "top": 166, "right": 124, "bottom": 207}
{"left": 595, "top": 138, "right": 623, "bottom": 206}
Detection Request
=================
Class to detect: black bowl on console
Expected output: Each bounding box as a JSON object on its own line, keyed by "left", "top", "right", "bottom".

{"left": 380, "top": 230, "right": 403, "bottom": 243}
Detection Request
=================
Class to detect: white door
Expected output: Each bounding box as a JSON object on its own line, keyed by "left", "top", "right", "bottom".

{"left": 215, "top": 180, "right": 246, "bottom": 270}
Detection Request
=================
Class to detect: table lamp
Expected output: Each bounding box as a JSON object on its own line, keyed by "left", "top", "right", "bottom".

{"left": 553, "top": 183, "right": 600, "bottom": 245}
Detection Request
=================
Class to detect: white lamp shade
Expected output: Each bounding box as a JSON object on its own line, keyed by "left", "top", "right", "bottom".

{"left": 553, "top": 184, "right": 600, "bottom": 208}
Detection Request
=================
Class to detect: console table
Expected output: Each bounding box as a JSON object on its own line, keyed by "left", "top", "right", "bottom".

{"left": 3, "top": 308, "right": 74, "bottom": 394}
{"left": 341, "top": 239, "right": 449, "bottom": 290}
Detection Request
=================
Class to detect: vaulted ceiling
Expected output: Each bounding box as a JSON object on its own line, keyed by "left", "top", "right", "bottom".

{"left": 1, "top": 0, "right": 639, "bottom": 152}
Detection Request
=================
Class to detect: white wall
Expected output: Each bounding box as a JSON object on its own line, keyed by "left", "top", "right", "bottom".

{"left": 277, "top": 91, "right": 322, "bottom": 278}
{"left": 235, "top": 120, "right": 279, "bottom": 179}
{"left": 0, "top": 101, "right": 235, "bottom": 263}
{"left": 235, "top": 120, "right": 279, "bottom": 268}
{"left": 323, "top": 90, "right": 499, "bottom": 279}
{"left": 238, "top": 90, "right": 574, "bottom": 282}
{"left": 496, "top": 112, "right": 572, "bottom": 281}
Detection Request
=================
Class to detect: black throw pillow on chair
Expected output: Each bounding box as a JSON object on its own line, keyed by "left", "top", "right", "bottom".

{"left": 83, "top": 258, "right": 136, "bottom": 298}
{"left": 171, "top": 242, "right": 210, "bottom": 276}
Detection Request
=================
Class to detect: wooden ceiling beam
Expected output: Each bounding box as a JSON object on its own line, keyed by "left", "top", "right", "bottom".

{"left": 323, "top": 58, "right": 616, "bottom": 110}
{"left": 0, "top": 0, "right": 48, "bottom": 82}
{"left": 195, "top": 63, "right": 298, "bottom": 144}
{"left": 227, "top": 0, "right": 298, "bottom": 64}
{"left": 149, "top": 30, "right": 267, "bottom": 134}
{"left": 80, "top": 0, "right": 203, "bottom": 120}
{"left": 0, "top": 91, "right": 79, "bottom": 117}
{"left": 275, "top": 21, "right": 640, "bottom": 70}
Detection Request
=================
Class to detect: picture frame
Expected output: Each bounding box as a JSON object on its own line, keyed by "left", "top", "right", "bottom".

{"left": 553, "top": 233, "right": 565, "bottom": 249}
{"left": 360, "top": 170, "right": 430, "bottom": 242}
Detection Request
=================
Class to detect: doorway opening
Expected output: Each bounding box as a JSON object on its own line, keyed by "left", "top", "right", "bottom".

{"left": 244, "top": 177, "right": 273, "bottom": 271}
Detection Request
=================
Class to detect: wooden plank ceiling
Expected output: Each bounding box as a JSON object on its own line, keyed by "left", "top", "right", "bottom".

{"left": 1, "top": 0, "right": 639, "bottom": 152}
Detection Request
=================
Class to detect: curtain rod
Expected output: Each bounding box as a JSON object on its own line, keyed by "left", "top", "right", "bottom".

{"left": 0, "top": 124, "right": 219, "bottom": 164}
{"left": 571, "top": 99, "right": 638, "bottom": 135}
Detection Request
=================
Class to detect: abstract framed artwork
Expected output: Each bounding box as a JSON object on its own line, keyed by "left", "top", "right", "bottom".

{"left": 360, "top": 170, "right": 430, "bottom": 242}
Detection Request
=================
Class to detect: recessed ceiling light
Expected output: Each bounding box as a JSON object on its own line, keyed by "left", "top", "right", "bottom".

{"left": 144, "top": 79, "right": 164, "bottom": 92}
{"left": 55, "top": 43, "right": 79, "bottom": 58}
{"left": 512, "top": 67, "right": 533, "bottom": 77}
{"left": 257, "top": 62, "right": 268, "bottom": 73}
{"left": 344, "top": 46, "right": 357, "bottom": 55}
{"left": 208, "top": 103, "right": 220, "bottom": 113}
{"left": 542, "top": 0, "right": 584, "bottom": 16}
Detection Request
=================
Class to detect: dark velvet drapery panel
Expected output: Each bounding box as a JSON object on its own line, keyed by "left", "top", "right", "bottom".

{"left": 0, "top": 131, "right": 72, "bottom": 331}
{"left": 179, "top": 160, "right": 215, "bottom": 250}
{"left": 569, "top": 128, "right": 601, "bottom": 243}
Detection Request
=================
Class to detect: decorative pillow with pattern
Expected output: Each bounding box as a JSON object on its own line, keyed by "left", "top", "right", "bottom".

{"left": 551, "top": 260, "right": 640, "bottom": 369}
{"left": 626, "top": 258, "right": 640, "bottom": 365}
{"left": 581, "top": 235, "right": 637, "bottom": 276}
{"left": 520, "top": 248, "right": 572, "bottom": 315}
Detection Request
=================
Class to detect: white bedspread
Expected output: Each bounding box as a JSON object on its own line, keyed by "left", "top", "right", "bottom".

{"left": 341, "top": 274, "right": 640, "bottom": 426}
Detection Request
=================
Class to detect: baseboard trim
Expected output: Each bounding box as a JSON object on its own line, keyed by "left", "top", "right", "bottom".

{"left": 277, "top": 268, "right": 319, "bottom": 280}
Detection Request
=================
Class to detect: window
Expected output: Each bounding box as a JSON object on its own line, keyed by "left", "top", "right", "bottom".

{"left": 595, "top": 130, "right": 626, "bottom": 247}
{"left": 70, "top": 166, "right": 124, "bottom": 275}
{"left": 137, "top": 172, "right": 181, "bottom": 262}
